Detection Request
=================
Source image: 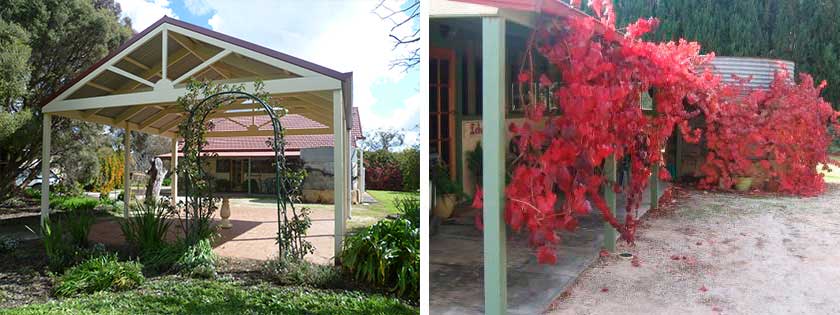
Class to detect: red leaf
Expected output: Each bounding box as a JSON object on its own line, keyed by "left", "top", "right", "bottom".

{"left": 537, "top": 245, "right": 558, "bottom": 264}
{"left": 471, "top": 185, "right": 483, "bottom": 209}
{"left": 600, "top": 287, "right": 609, "bottom": 293}
{"left": 518, "top": 71, "right": 531, "bottom": 83}
{"left": 599, "top": 249, "right": 610, "bottom": 257}
{"left": 670, "top": 255, "right": 681, "bottom": 260}
{"left": 539, "top": 74, "right": 553, "bottom": 87}
{"left": 699, "top": 285, "right": 708, "bottom": 292}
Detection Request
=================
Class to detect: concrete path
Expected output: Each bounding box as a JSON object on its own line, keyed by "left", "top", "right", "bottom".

{"left": 430, "top": 180, "right": 666, "bottom": 314}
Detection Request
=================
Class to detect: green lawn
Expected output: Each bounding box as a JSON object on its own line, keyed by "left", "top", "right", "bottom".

{"left": 346, "top": 190, "right": 418, "bottom": 231}
{"left": 822, "top": 156, "right": 840, "bottom": 184}
{"left": 364, "top": 190, "right": 419, "bottom": 215}
{"left": 0, "top": 277, "right": 417, "bottom": 315}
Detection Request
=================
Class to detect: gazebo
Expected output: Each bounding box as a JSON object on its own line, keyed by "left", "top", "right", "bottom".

{"left": 38, "top": 16, "right": 354, "bottom": 262}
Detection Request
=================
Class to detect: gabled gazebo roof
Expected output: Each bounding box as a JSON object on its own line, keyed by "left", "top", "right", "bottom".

{"left": 42, "top": 16, "right": 353, "bottom": 138}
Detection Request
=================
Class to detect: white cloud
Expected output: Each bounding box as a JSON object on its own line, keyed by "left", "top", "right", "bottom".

{"left": 197, "top": 0, "right": 417, "bottom": 134}
{"left": 184, "top": 0, "right": 212, "bottom": 16}
{"left": 116, "top": 0, "right": 177, "bottom": 31}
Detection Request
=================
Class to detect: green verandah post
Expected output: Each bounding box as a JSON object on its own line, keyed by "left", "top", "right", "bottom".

{"left": 482, "top": 16, "right": 507, "bottom": 315}
{"left": 650, "top": 95, "right": 659, "bottom": 210}
{"left": 603, "top": 154, "right": 617, "bottom": 251}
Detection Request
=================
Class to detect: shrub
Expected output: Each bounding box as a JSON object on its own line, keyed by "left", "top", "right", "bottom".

{"left": 365, "top": 150, "right": 404, "bottom": 191}
{"left": 394, "top": 196, "right": 420, "bottom": 229}
{"left": 40, "top": 217, "right": 69, "bottom": 271}
{"left": 37, "top": 216, "right": 106, "bottom": 271}
{"left": 341, "top": 218, "right": 419, "bottom": 301}
{"left": 52, "top": 197, "right": 99, "bottom": 212}
{"left": 396, "top": 148, "right": 420, "bottom": 191}
{"left": 162, "top": 177, "right": 172, "bottom": 187}
{"left": 175, "top": 238, "right": 217, "bottom": 278}
{"left": 0, "top": 235, "right": 19, "bottom": 253}
{"left": 263, "top": 256, "right": 344, "bottom": 288}
{"left": 119, "top": 199, "right": 173, "bottom": 256}
{"left": 64, "top": 208, "right": 95, "bottom": 248}
{"left": 23, "top": 187, "right": 40, "bottom": 200}
{"left": 0, "top": 197, "right": 26, "bottom": 208}
{"left": 53, "top": 254, "right": 144, "bottom": 297}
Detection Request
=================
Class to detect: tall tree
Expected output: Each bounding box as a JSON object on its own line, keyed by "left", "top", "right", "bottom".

{"left": 614, "top": 0, "right": 840, "bottom": 110}
{"left": 0, "top": 0, "right": 132, "bottom": 199}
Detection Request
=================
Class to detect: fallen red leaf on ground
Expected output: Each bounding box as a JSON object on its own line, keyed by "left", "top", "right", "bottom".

{"left": 670, "top": 255, "right": 681, "bottom": 260}
{"left": 700, "top": 285, "right": 708, "bottom": 292}
{"left": 600, "top": 287, "right": 609, "bottom": 292}
{"left": 600, "top": 249, "right": 610, "bottom": 257}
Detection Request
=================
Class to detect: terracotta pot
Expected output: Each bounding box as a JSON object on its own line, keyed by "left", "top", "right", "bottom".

{"left": 433, "top": 194, "right": 458, "bottom": 219}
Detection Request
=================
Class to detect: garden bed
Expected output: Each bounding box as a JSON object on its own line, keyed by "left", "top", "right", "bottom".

{"left": 0, "top": 240, "right": 418, "bottom": 314}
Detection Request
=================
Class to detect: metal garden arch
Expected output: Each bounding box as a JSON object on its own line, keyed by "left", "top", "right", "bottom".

{"left": 180, "top": 90, "right": 308, "bottom": 260}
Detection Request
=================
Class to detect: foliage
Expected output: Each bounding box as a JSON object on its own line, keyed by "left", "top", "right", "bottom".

{"left": 467, "top": 141, "right": 483, "bottom": 181}
{"left": 3, "top": 277, "right": 419, "bottom": 315}
{"left": 365, "top": 150, "right": 405, "bottom": 191}
{"left": 263, "top": 256, "right": 344, "bottom": 288}
{"left": 700, "top": 71, "right": 840, "bottom": 195}
{"left": 174, "top": 238, "right": 217, "bottom": 279}
{"left": 0, "top": 235, "right": 19, "bottom": 253}
{"left": 614, "top": 0, "right": 840, "bottom": 110}
{"left": 22, "top": 187, "right": 39, "bottom": 199}
{"left": 473, "top": 0, "right": 732, "bottom": 264}
{"left": 361, "top": 128, "right": 405, "bottom": 152}
{"left": 40, "top": 217, "right": 66, "bottom": 270}
{"left": 53, "top": 254, "right": 144, "bottom": 297}
{"left": 119, "top": 199, "right": 174, "bottom": 257}
{"left": 0, "top": 18, "right": 30, "bottom": 103}
{"left": 93, "top": 150, "right": 124, "bottom": 195}
{"left": 396, "top": 147, "right": 420, "bottom": 191}
{"left": 431, "top": 163, "right": 460, "bottom": 195}
{"left": 0, "top": 0, "right": 131, "bottom": 202}
{"left": 394, "top": 196, "right": 420, "bottom": 229}
{"left": 63, "top": 206, "right": 95, "bottom": 248}
{"left": 37, "top": 217, "right": 105, "bottom": 271}
{"left": 341, "top": 218, "right": 419, "bottom": 301}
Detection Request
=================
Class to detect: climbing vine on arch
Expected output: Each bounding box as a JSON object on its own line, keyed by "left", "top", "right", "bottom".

{"left": 177, "top": 80, "right": 313, "bottom": 260}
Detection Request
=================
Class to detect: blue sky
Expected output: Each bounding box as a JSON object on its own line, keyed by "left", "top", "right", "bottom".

{"left": 115, "top": 0, "right": 420, "bottom": 147}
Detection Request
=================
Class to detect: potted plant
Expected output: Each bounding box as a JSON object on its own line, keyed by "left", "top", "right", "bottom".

{"left": 467, "top": 142, "right": 483, "bottom": 185}
{"left": 432, "top": 163, "right": 461, "bottom": 219}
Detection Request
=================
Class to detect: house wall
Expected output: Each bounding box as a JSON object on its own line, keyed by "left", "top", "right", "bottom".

{"left": 299, "top": 147, "right": 360, "bottom": 204}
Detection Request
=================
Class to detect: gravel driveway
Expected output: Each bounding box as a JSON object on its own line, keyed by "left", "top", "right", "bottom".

{"left": 548, "top": 183, "right": 840, "bottom": 315}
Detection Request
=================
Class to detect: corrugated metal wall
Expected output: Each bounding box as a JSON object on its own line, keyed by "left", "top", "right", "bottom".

{"left": 698, "top": 57, "right": 796, "bottom": 90}
{"left": 677, "top": 57, "right": 796, "bottom": 181}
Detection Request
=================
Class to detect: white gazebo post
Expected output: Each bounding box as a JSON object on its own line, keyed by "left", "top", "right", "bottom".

{"left": 359, "top": 149, "right": 365, "bottom": 193}
{"left": 345, "top": 131, "right": 352, "bottom": 219}
{"left": 124, "top": 126, "right": 132, "bottom": 217}
{"left": 333, "top": 89, "right": 346, "bottom": 265}
{"left": 170, "top": 136, "right": 178, "bottom": 205}
{"left": 40, "top": 114, "right": 52, "bottom": 223}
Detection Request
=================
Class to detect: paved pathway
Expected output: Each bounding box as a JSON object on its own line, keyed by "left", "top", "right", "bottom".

{"left": 89, "top": 199, "right": 339, "bottom": 265}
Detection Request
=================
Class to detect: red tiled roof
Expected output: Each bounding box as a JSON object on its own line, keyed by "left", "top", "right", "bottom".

{"left": 161, "top": 107, "right": 363, "bottom": 156}
{"left": 210, "top": 114, "right": 327, "bottom": 132}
